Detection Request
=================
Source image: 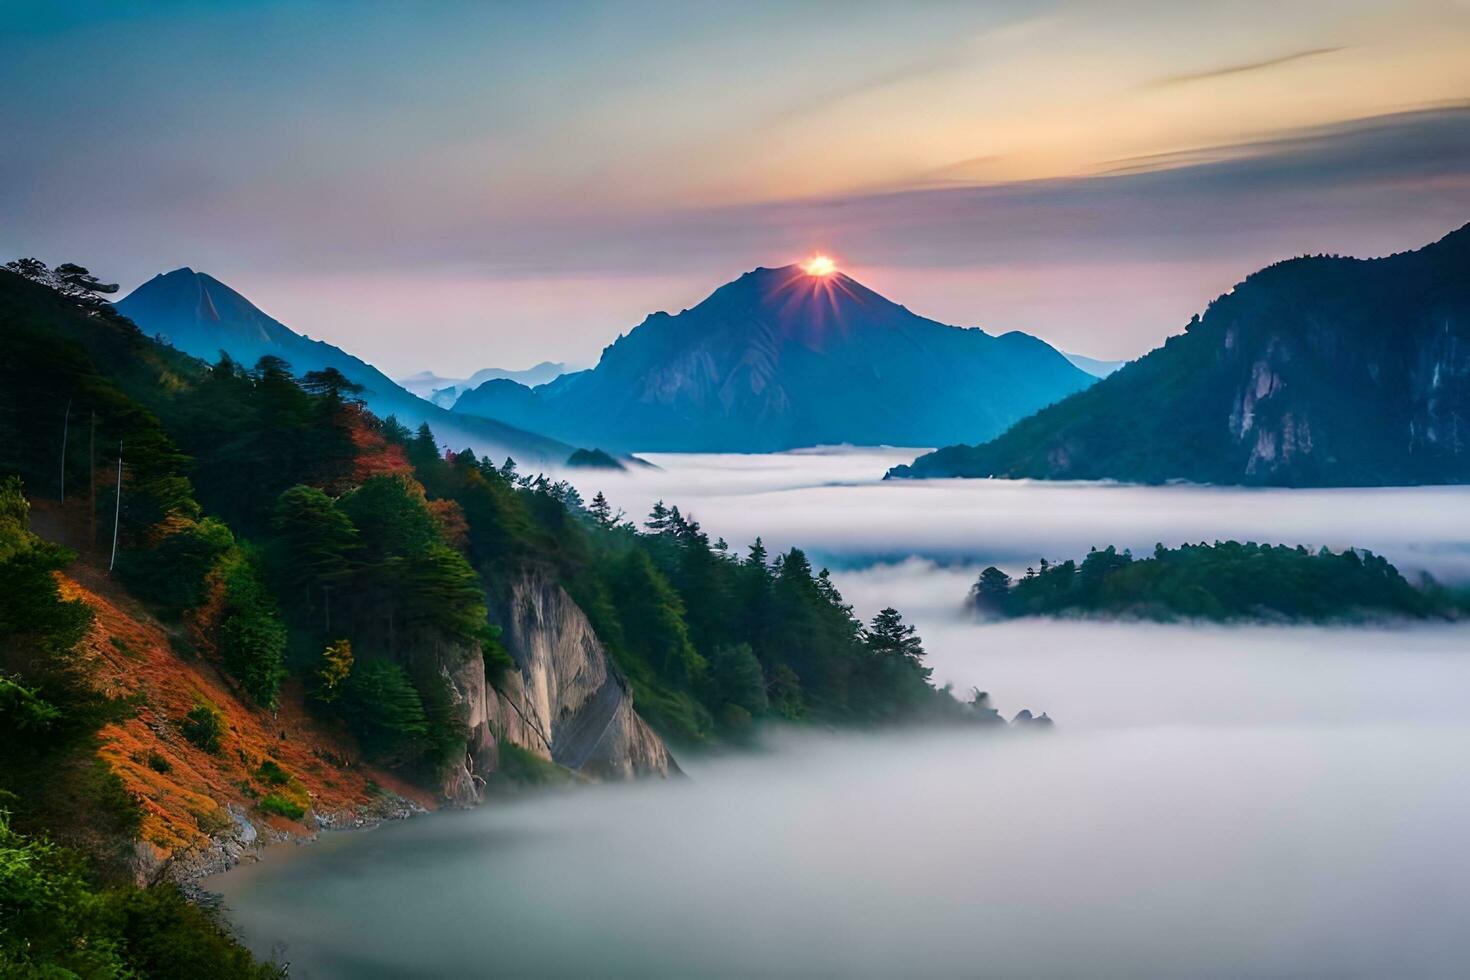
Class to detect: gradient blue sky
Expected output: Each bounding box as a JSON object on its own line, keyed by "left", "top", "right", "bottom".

{"left": 4, "top": 0, "right": 1469, "bottom": 374}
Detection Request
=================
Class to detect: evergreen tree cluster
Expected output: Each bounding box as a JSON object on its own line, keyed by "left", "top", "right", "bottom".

{"left": 970, "top": 541, "right": 1462, "bottom": 622}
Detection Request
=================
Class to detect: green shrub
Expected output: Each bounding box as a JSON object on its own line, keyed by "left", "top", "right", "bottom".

{"left": 255, "top": 760, "right": 289, "bottom": 786}
{"left": 0, "top": 674, "right": 63, "bottom": 734}
{"left": 92, "top": 879, "right": 284, "bottom": 978}
{"left": 181, "top": 703, "right": 224, "bottom": 754}
{"left": 191, "top": 805, "right": 233, "bottom": 836}
{"left": 257, "top": 793, "right": 305, "bottom": 821}
{"left": 492, "top": 740, "right": 572, "bottom": 787}
{"left": 0, "top": 809, "right": 281, "bottom": 977}
{"left": 146, "top": 751, "right": 171, "bottom": 774}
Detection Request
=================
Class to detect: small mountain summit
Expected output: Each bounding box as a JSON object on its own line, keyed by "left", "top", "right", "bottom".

{"left": 116, "top": 269, "right": 573, "bottom": 464}
{"left": 121, "top": 268, "right": 302, "bottom": 355}
{"left": 454, "top": 262, "right": 1093, "bottom": 452}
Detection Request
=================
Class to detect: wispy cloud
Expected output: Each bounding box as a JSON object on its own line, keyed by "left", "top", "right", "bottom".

{"left": 1144, "top": 45, "right": 1347, "bottom": 88}
{"left": 518, "top": 103, "right": 1470, "bottom": 279}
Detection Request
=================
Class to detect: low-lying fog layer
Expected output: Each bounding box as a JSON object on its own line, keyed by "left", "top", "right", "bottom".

{"left": 838, "top": 559, "right": 1470, "bottom": 727}
{"left": 219, "top": 704, "right": 1470, "bottom": 977}
{"left": 563, "top": 447, "right": 1470, "bottom": 581}
{"left": 213, "top": 452, "right": 1470, "bottom": 977}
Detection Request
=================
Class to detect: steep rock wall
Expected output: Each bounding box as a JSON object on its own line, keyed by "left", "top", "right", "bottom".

{"left": 443, "top": 571, "right": 676, "bottom": 802}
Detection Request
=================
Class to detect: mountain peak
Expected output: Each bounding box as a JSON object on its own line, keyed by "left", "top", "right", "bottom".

{"left": 454, "top": 259, "right": 1092, "bottom": 452}
{"left": 120, "top": 268, "right": 283, "bottom": 344}
{"left": 737, "top": 262, "right": 854, "bottom": 284}
{"left": 690, "top": 262, "right": 912, "bottom": 341}
{"left": 116, "top": 268, "right": 573, "bottom": 463}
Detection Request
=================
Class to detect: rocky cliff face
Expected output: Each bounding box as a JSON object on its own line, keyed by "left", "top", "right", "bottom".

{"left": 443, "top": 571, "right": 676, "bottom": 802}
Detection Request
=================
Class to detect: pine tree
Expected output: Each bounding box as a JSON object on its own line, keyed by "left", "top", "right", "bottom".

{"left": 300, "top": 367, "right": 364, "bottom": 403}
{"left": 270, "top": 484, "right": 358, "bottom": 619}
{"left": 380, "top": 414, "right": 412, "bottom": 444}
{"left": 970, "top": 566, "right": 1012, "bottom": 612}
{"left": 864, "top": 607, "right": 924, "bottom": 665}
{"left": 589, "top": 491, "right": 613, "bottom": 528}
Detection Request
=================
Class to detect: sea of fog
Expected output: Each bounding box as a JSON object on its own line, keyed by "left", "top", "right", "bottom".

{"left": 569, "top": 446, "right": 1470, "bottom": 582}
{"left": 214, "top": 450, "right": 1470, "bottom": 977}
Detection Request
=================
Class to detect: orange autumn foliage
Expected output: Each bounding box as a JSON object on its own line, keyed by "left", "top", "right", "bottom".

{"left": 347, "top": 405, "right": 412, "bottom": 482}
{"left": 57, "top": 568, "right": 433, "bottom": 865}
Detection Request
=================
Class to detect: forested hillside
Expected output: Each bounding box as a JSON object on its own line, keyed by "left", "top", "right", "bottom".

{"left": 1, "top": 259, "right": 993, "bottom": 974}
{"left": 891, "top": 224, "right": 1470, "bottom": 486}
{"left": 3, "top": 258, "right": 979, "bottom": 758}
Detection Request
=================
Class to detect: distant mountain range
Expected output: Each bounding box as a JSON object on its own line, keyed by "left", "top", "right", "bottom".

{"left": 452, "top": 264, "right": 1095, "bottom": 452}
{"left": 399, "top": 362, "right": 568, "bottom": 408}
{"left": 1061, "top": 351, "right": 1126, "bottom": 378}
{"left": 116, "top": 269, "right": 573, "bottom": 465}
{"left": 889, "top": 223, "right": 1470, "bottom": 486}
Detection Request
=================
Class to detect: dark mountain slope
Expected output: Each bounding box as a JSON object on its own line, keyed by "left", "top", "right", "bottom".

{"left": 116, "top": 270, "right": 571, "bottom": 464}
{"left": 890, "top": 223, "right": 1470, "bottom": 486}
{"left": 453, "top": 264, "right": 1093, "bottom": 452}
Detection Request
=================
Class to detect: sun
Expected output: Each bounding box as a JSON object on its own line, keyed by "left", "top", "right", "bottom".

{"left": 802, "top": 254, "right": 837, "bottom": 277}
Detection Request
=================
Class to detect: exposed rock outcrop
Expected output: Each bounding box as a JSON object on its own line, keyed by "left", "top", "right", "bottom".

{"left": 443, "top": 571, "right": 676, "bottom": 802}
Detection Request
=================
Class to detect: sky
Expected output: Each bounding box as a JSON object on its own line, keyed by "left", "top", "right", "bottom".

{"left": 4, "top": 0, "right": 1470, "bottom": 375}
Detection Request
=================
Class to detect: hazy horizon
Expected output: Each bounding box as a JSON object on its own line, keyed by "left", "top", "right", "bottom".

{"left": 558, "top": 448, "right": 1470, "bottom": 583}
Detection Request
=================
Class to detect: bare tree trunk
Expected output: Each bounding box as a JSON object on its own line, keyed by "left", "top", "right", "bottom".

{"left": 59, "top": 398, "right": 71, "bottom": 502}
{"left": 109, "top": 442, "right": 122, "bottom": 573}
{"left": 89, "top": 412, "right": 96, "bottom": 546}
